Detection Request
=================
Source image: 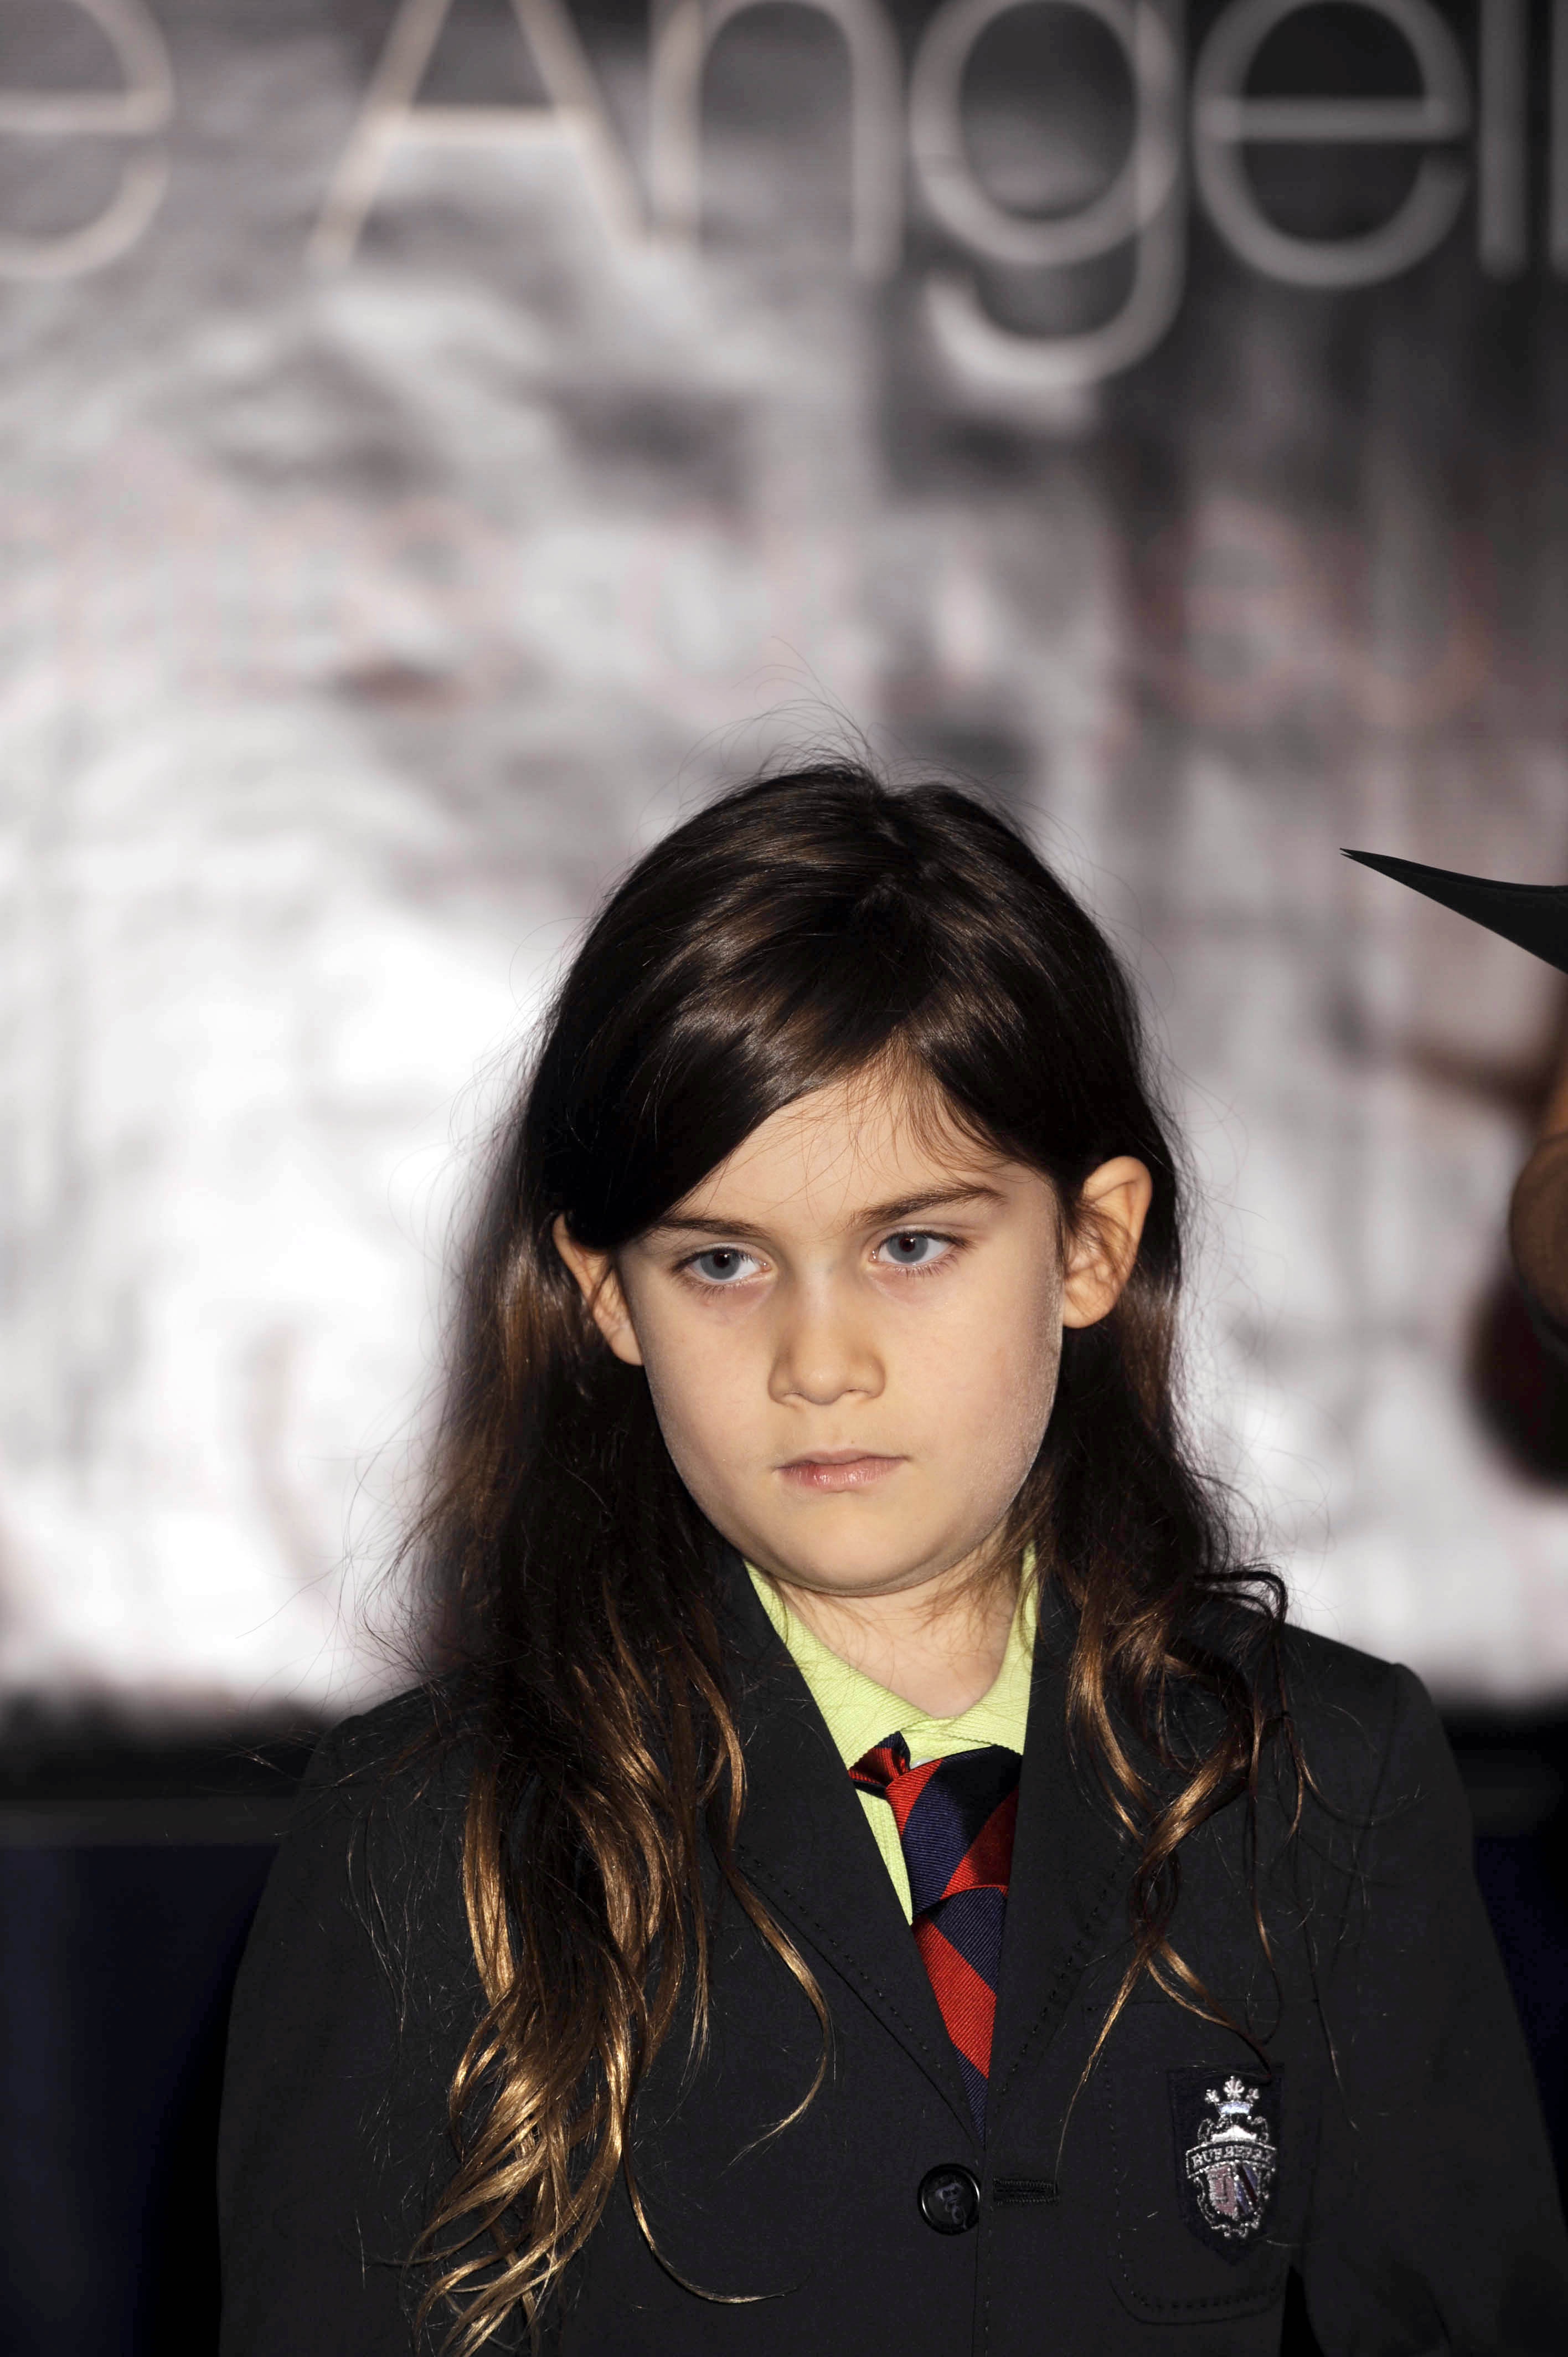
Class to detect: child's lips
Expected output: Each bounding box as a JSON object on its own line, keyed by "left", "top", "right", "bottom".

{"left": 776, "top": 1453, "right": 904, "bottom": 1493}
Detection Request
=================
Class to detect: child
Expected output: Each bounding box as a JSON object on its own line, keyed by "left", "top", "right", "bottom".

{"left": 220, "top": 766, "right": 1567, "bottom": 2355}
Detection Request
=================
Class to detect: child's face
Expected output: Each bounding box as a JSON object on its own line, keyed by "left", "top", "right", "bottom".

{"left": 555, "top": 1073, "right": 1149, "bottom": 1605}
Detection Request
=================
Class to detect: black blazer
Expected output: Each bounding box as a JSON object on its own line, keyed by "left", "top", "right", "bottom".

{"left": 219, "top": 1566, "right": 1568, "bottom": 2354}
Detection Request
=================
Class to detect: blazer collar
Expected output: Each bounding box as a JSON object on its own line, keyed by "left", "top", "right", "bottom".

{"left": 720, "top": 1555, "right": 1133, "bottom": 2145}
{"left": 986, "top": 1577, "right": 1134, "bottom": 2129}
{"left": 720, "top": 1554, "right": 979, "bottom": 2144}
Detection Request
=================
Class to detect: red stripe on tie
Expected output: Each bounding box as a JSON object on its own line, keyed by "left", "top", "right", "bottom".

{"left": 942, "top": 1787, "right": 1018, "bottom": 1899}
{"left": 881, "top": 1756, "right": 942, "bottom": 1840}
{"left": 914, "top": 1920, "right": 997, "bottom": 2080}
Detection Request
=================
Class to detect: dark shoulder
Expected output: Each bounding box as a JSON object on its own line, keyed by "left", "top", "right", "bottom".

{"left": 220, "top": 1689, "right": 492, "bottom": 2341}
{"left": 285, "top": 1677, "right": 481, "bottom": 1895}
{"left": 1275, "top": 1618, "right": 1459, "bottom": 1825}
{"left": 312, "top": 1677, "right": 476, "bottom": 1788}
{"left": 223, "top": 1678, "right": 491, "bottom": 2062}
{"left": 1277, "top": 1617, "right": 1403, "bottom": 1733}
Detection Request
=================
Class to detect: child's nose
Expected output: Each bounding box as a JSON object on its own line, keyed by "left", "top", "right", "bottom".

{"left": 767, "top": 1288, "right": 882, "bottom": 1407}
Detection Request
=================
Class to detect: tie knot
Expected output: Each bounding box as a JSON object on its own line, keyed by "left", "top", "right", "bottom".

{"left": 848, "top": 1731, "right": 913, "bottom": 1792}
{"left": 848, "top": 1737, "right": 1020, "bottom": 1902}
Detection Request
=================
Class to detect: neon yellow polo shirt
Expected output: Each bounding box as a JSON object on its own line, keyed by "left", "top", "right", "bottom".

{"left": 749, "top": 1565, "right": 1036, "bottom": 1923}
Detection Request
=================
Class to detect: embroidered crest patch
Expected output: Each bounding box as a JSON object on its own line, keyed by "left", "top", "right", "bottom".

{"left": 1167, "top": 2068, "right": 1280, "bottom": 2261}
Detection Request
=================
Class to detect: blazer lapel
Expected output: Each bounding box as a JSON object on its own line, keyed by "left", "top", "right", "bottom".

{"left": 721, "top": 1558, "right": 979, "bottom": 2143}
{"left": 987, "top": 1581, "right": 1134, "bottom": 2129}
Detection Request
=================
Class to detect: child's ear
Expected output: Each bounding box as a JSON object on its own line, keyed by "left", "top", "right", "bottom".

{"left": 551, "top": 1217, "right": 645, "bottom": 1366}
{"left": 1060, "top": 1157, "right": 1153, "bottom": 1329}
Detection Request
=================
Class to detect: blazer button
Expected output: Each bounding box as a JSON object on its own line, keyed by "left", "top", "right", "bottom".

{"left": 919, "top": 2163, "right": 981, "bottom": 2235}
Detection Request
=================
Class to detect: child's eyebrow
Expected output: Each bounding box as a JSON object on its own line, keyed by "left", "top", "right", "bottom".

{"left": 647, "top": 1184, "right": 1004, "bottom": 1244}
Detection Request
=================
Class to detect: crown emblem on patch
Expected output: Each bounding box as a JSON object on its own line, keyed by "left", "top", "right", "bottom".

{"left": 1168, "top": 2066, "right": 1281, "bottom": 2261}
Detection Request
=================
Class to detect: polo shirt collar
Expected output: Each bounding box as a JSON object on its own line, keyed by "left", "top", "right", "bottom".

{"left": 746, "top": 1561, "right": 1036, "bottom": 1767}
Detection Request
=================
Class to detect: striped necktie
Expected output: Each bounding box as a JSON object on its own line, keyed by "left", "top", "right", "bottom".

{"left": 849, "top": 1733, "right": 1020, "bottom": 2135}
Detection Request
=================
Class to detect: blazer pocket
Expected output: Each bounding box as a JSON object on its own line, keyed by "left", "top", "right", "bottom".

{"left": 1099, "top": 2003, "right": 1299, "bottom": 2327}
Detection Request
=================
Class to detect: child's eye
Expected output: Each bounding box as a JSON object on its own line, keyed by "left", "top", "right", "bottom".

{"left": 687, "top": 1247, "right": 762, "bottom": 1286}
{"left": 875, "top": 1231, "right": 953, "bottom": 1270}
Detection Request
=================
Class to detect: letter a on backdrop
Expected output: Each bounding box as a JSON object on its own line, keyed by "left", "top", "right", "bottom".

{"left": 310, "top": 0, "right": 642, "bottom": 267}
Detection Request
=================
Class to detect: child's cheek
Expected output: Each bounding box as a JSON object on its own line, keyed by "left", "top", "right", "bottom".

{"left": 914, "top": 1258, "right": 1060, "bottom": 1434}
{"left": 641, "top": 1322, "right": 768, "bottom": 1493}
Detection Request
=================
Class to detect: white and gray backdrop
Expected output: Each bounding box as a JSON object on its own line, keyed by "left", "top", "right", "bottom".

{"left": 4, "top": 0, "right": 1568, "bottom": 1723}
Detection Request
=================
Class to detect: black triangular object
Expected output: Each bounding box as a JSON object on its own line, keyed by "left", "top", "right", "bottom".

{"left": 1343, "top": 850, "right": 1568, "bottom": 978}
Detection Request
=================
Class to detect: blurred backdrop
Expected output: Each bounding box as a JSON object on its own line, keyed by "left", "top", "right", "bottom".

{"left": 5, "top": 2, "right": 1568, "bottom": 2346}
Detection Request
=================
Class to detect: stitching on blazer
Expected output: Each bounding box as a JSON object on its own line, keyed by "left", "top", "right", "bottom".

{"left": 733, "top": 1840, "right": 958, "bottom": 2083}
{"left": 989, "top": 1847, "right": 1127, "bottom": 2112}
{"left": 1107, "top": 2068, "right": 1285, "bottom": 2315}
{"left": 982, "top": 1849, "right": 1128, "bottom": 2355}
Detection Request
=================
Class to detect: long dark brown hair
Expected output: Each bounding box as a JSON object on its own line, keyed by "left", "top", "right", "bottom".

{"left": 407, "top": 763, "right": 1287, "bottom": 2348}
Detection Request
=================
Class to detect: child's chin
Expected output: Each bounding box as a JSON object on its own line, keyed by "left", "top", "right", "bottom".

{"left": 765, "top": 1532, "right": 947, "bottom": 1597}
